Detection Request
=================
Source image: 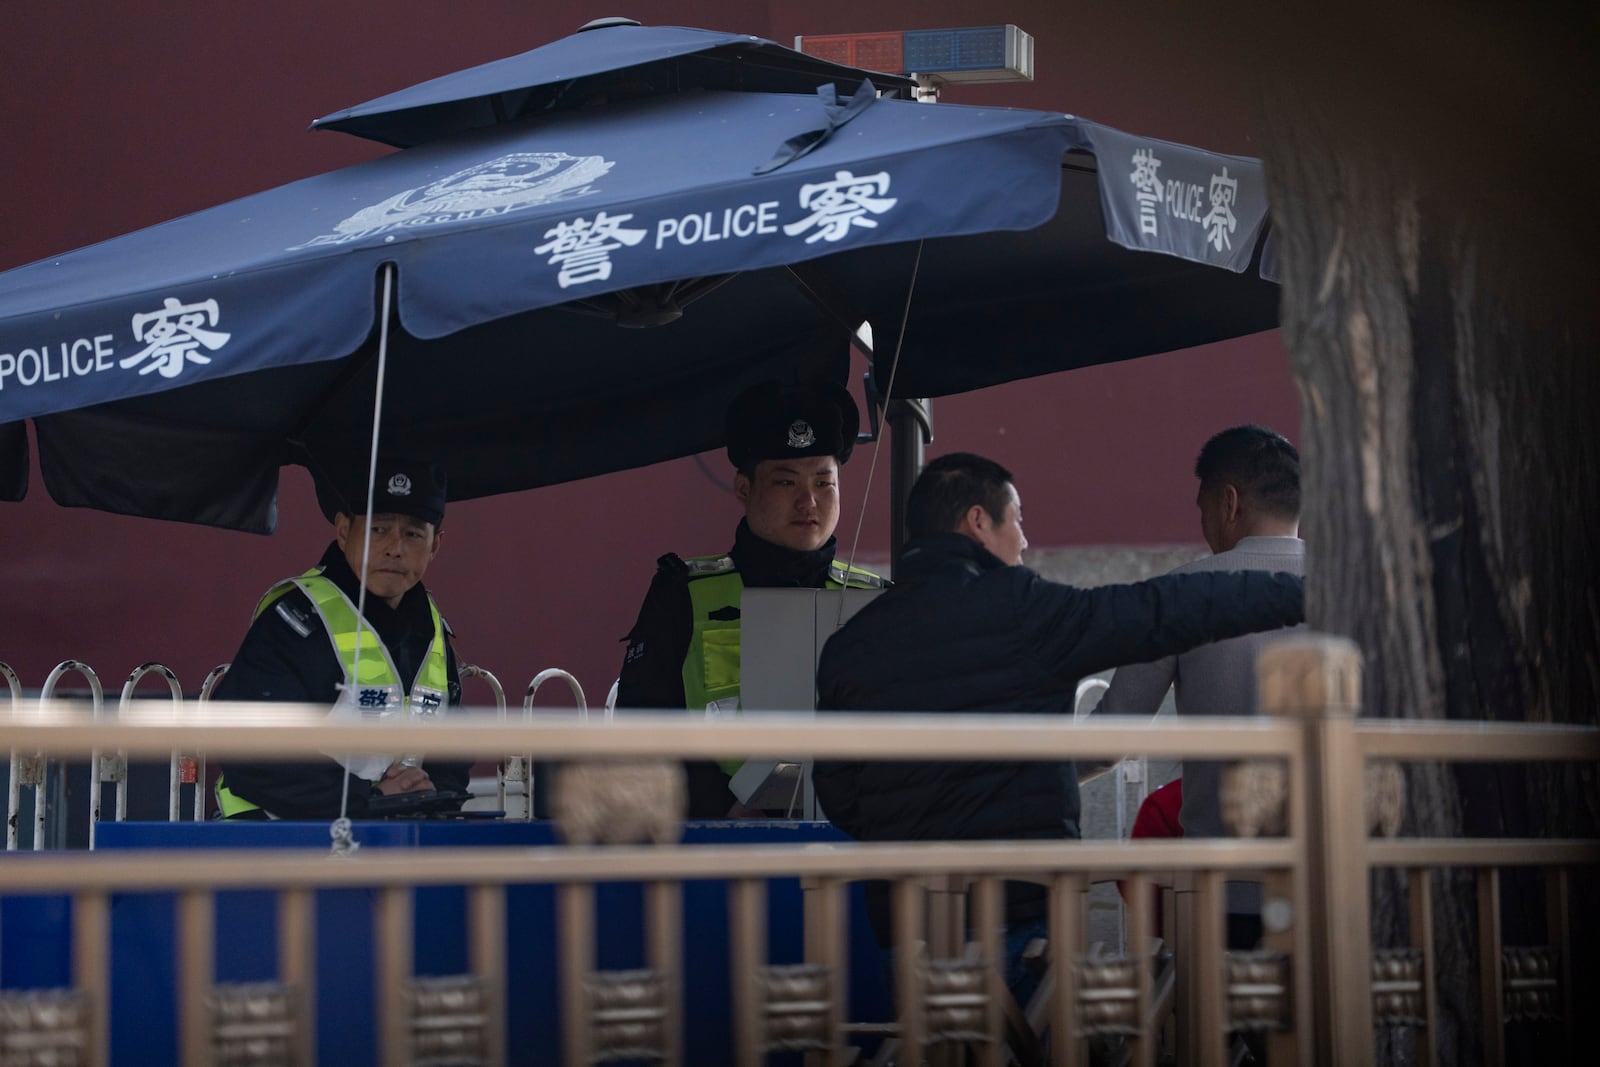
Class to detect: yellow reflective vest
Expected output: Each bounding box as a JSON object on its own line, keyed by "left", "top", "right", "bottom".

{"left": 678, "top": 554, "right": 884, "bottom": 774}
{"left": 215, "top": 569, "right": 450, "bottom": 818}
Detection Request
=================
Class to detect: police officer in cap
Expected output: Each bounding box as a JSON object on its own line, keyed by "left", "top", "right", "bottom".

{"left": 214, "top": 457, "right": 472, "bottom": 820}
{"left": 616, "top": 380, "right": 886, "bottom": 818}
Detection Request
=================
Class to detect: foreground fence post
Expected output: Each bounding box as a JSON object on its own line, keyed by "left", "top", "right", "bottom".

{"left": 1257, "top": 634, "right": 1367, "bottom": 1067}
{"left": 74, "top": 889, "right": 110, "bottom": 1067}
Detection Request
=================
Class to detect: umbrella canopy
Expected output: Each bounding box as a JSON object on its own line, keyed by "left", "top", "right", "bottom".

{"left": 0, "top": 60, "right": 1277, "bottom": 534}
{"left": 311, "top": 19, "right": 917, "bottom": 148}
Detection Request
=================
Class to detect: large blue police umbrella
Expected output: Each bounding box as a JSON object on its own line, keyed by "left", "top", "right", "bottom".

{"left": 0, "top": 20, "right": 1278, "bottom": 533}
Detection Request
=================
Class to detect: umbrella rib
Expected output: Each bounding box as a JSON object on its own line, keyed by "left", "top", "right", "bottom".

{"left": 779, "top": 262, "right": 869, "bottom": 343}
{"left": 552, "top": 299, "right": 620, "bottom": 320}
{"left": 834, "top": 240, "right": 924, "bottom": 632}
{"left": 667, "top": 273, "right": 738, "bottom": 308}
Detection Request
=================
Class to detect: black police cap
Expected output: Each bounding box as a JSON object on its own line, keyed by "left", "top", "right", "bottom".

{"left": 314, "top": 456, "right": 447, "bottom": 527}
{"left": 725, "top": 381, "right": 859, "bottom": 470}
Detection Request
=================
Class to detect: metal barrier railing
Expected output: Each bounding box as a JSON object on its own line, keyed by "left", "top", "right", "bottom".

{"left": 40, "top": 660, "right": 110, "bottom": 849}
{"left": 196, "top": 664, "right": 230, "bottom": 702}
{"left": 116, "top": 663, "right": 195, "bottom": 824}
{"left": 521, "top": 668, "right": 591, "bottom": 823}
{"left": 0, "top": 658, "right": 594, "bottom": 841}
{"left": 527, "top": 668, "right": 589, "bottom": 718}
{"left": 460, "top": 663, "right": 510, "bottom": 811}
{"left": 2, "top": 660, "right": 41, "bottom": 851}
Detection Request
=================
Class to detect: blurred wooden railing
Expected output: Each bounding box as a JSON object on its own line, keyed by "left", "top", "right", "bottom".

{"left": 0, "top": 635, "right": 1595, "bottom": 1067}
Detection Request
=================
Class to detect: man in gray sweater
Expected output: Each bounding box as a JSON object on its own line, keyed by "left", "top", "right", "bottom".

{"left": 1094, "top": 425, "right": 1304, "bottom": 942}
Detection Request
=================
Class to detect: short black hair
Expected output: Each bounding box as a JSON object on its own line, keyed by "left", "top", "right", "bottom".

{"left": 1194, "top": 425, "right": 1300, "bottom": 519}
{"left": 906, "top": 452, "right": 1016, "bottom": 540}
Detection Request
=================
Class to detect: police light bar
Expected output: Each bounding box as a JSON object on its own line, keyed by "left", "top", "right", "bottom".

{"left": 794, "top": 25, "right": 1034, "bottom": 84}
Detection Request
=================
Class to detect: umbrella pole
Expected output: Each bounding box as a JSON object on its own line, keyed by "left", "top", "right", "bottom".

{"left": 845, "top": 239, "right": 928, "bottom": 578}
{"left": 329, "top": 261, "right": 397, "bottom": 858}
{"left": 887, "top": 398, "right": 933, "bottom": 574}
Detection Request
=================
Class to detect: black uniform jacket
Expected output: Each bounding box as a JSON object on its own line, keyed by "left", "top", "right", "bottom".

{"left": 813, "top": 533, "right": 1304, "bottom": 928}
{"left": 215, "top": 542, "right": 470, "bottom": 819}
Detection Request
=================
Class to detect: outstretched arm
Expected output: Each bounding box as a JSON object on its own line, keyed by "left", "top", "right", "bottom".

{"left": 1023, "top": 569, "right": 1304, "bottom": 683}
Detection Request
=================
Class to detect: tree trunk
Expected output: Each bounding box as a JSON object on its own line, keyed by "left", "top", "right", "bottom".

{"left": 1179, "top": 1, "right": 1600, "bottom": 1061}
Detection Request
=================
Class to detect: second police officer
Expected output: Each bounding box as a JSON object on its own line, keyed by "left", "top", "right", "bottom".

{"left": 616, "top": 380, "right": 886, "bottom": 818}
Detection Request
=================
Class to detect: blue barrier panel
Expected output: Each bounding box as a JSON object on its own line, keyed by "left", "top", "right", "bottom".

{"left": 0, "top": 895, "right": 73, "bottom": 989}
{"left": 55, "top": 819, "right": 894, "bottom": 1066}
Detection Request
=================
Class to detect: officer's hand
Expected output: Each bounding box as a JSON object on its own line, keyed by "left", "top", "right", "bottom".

{"left": 376, "top": 763, "right": 435, "bottom": 795}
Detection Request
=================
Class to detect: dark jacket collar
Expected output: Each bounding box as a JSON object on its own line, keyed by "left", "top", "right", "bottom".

{"left": 895, "top": 532, "right": 1007, "bottom": 582}
{"left": 728, "top": 518, "right": 838, "bottom": 588}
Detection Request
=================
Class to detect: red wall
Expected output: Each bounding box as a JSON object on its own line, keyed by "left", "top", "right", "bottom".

{"left": 0, "top": 1, "right": 1296, "bottom": 703}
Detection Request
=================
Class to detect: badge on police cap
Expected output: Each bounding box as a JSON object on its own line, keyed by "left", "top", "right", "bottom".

{"left": 315, "top": 455, "right": 447, "bottom": 526}
{"left": 726, "top": 381, "right": 859, "bottom": 470}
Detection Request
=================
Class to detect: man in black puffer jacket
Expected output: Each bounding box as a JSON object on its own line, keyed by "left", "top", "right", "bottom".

{"left": 813, "top": 451, "right": 1304, "bottom": 1003}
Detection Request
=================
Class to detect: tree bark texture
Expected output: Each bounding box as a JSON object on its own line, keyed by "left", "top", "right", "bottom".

{"left": 1183, "top": 1, "right": 1600, "bottom": 1061}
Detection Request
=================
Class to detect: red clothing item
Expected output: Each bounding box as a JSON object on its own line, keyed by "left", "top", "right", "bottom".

{"left": 1119, "top": 779, "right": 1184, "bottom": 933}
{"left": 1132, "top": 779, "right": 1184, "bottom": 840}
